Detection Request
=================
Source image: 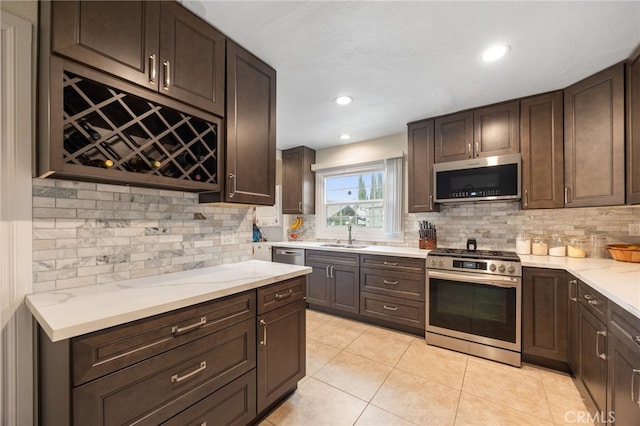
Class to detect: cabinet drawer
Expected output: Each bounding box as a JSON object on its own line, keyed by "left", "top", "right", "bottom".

{"left": 72, "top": 291, "right": 255, "bottom": 386}
{"left": 162, "top": 369, "right": 256, "bottom": 426}
{"left": 360, "top": 254, "right": 425, "bottom": 273}
{"left": 579, "top": 281, "right": 608, "bottom": 323}
{"left": 360, "top": 292, "right": 425, "bottom": 328}
{"left": 257, "top": 276, "right": 306, "bottom": 315}
{"left": 74, "top": 318, "right": 256, "bottom": 426}
{"left": 306, "top": 250, "right": 359, "bottom": 266}
{"left": 610, "top": 302, "right": 640, "bottom": 339}
{"left": 360, "top": 268, "right": 425, "bottom": 301}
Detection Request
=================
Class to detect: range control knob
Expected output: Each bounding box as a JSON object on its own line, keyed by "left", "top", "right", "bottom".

{"left": 489, "top": 264, "right": 497, "bottom": 272}
{"left": 431, "top": 259, "right": 437, "bottom": 267}
{"left": 498, "top": 264, "right": 506, "bottom": 273}
{"left": 437, "top": 260, "right": 444, "bottom": 267}
{"left": 507, "top": 265, "right": 515, "bottom": 273}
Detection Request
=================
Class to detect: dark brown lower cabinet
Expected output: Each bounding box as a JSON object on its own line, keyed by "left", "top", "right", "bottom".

{"left": 162, "top": 370, "right": 256, "bottom": 426}
{"left": 257, "top": 298, "right": 306, "bottom": 414}
{"left": 305, "top": 250, "right": 359, "bottom": 314}
{"left": 607, "top": 303, "right": 640, "bottom": 424}
{"left": 522, "top": 268, "right": 568, "bottom": 369}
{"left": 579, "top": 304, "right": 608, "bottom": 418}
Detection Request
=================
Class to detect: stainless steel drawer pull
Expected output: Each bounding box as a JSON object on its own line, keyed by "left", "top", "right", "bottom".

{"left": 383, "top": 305, "right": 398, "bottom": 311}
{"left": 632, "top": 369, "right": 640, "bottom": 405}
{"left": 383, "top": 280, "right": 399, "bottom": 285}
{"left": 149, "top": 54, "right": 156, "bottom": 84}
{"left": 383, "top": 261, "right": 398, "bottom": 266}
{"left": 163, "top": 59, "right": 171, "bottom": 89}
{"left": 596, "top": 330, "right": 607, "bottom": 360}
{"left": 172, "top": 317, "right": 207, "bottom": 335}
{"left": 583, "top": 294, "right": 594, "bottom": 300}
{"left": 259, "top": 319, "right": 267, "bottom": 346}
{"left": 588, "top": 299, "right": 601, "bottom": 306}
{"left": 633, "top": 336, "right": 640, "bottom": 346}
{"left": 171, "top": 361, "right": 206, "bottom": 383}
{"left": 569, "top": 280, "right": 578, "bottom": 302}
{"left": 275, "top": 289, "right": 293, "bottom": 299}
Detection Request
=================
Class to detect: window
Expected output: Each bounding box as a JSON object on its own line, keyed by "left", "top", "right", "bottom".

{"left": 315, "top": 158, "right": 403, "bottom": 243}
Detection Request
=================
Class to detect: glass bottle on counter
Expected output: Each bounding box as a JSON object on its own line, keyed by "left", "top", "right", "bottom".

{"left": 515, "top": 233, "right": 532, "bottom": 255}
{"left": 589, "top": 235, "right": 607, "bottom": 258}
{"left": 567, "top": 237, "right": 587, "bottom": 258}
{"left": 548, "top": 234, "right": 566, "bottom": 257}
{"left": 531, "top": 236, "right": 549, "bottom": 255}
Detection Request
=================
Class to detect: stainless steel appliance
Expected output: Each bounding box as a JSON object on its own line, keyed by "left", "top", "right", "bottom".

{"left": 426, "top": 248, "right": 522, "bottom": 366}
{"left": 433, "top": 153, "right": 521, "bottom": 203}
{"left": 272, "top": 247, "right": 305, "bottom": 266}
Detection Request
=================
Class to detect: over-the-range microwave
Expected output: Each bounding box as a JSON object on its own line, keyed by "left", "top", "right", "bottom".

{"left": 433, "top": 153, "right": 521, "bottom": 203}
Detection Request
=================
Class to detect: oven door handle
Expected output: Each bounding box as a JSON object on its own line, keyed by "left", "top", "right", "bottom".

{"left": 427, "top": 270, "right": 519, "bottom": 288}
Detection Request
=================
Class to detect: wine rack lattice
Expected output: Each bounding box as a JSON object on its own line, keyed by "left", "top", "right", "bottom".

{"left": 63, "top": 71, "right": 218, "bottom": 184}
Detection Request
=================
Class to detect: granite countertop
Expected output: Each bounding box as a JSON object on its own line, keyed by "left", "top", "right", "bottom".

{"left": 26, "top": 260, "right": 311, "bottom": 342}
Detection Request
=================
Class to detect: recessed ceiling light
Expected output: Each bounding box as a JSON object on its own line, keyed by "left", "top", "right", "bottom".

{"left": 334, "top": 96, "right": 353, "bottom": 105}
{"left": 339, "top": 134, "right": 351, "bottom": 140}
{"left": 481, "top": 44, "right": 510, "bottom": 62}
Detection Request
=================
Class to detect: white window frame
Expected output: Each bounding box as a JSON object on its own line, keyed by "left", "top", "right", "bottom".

{"left": 315, "top": 160, "right": 404, "bottom": 243}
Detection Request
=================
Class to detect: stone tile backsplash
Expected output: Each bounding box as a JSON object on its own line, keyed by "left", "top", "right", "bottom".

{"left": 33, "top": 178, "right": 640, "bottom": 293}
{"left": 32, "top": 178, "right": 253, "bottom": 293}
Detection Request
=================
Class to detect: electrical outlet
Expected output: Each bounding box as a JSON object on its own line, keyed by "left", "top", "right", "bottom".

{"left": 629, "top": 224, "right": 640, "bottom": 236}
{"left": 221, "top": 230, "right": 236, "bottom": 245}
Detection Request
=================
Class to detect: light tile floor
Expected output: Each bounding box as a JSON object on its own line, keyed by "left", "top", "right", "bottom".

{"left": 260, "top": 309, "right": 593, "bottom": 426}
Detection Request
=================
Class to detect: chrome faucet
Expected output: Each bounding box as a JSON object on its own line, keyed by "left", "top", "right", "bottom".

{"left": 347, "top": 218, "right": 355, "bottom": 246}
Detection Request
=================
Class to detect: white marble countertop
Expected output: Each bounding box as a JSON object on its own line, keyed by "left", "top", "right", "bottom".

{"left": 263, "top": 241, "right": 429, "bottom": 259}
{"left": 26, "top": 260, "right": 312, "bottom": 342}
{"left": 264, "top": 242, "right": 640, "bottom": 319}
{"left": 519, "top": 254, "right": 640, "bottom": 320}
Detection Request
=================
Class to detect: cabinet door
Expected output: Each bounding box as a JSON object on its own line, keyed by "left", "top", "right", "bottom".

{"left": 608, "top": 322, "right": 640, "bottom": 425}
{"left": 50, "top": 1, "right": 160, "bottom": 91}
{"left": 522, "top": 268, "right": 568, "bottom": 363}
{"left": 579, "top": 305, "right": 608, "bottom": 414}
{"left": 407, "top": 120, "right": 438, "bottom": 212}
{"left": 520, "top": 91, "right": 564, "bottom": 209}
{"left": 224, "top": 40, "right": 276, "bottom": 205}
{"left": 282, "top": 146, "right": 315, "bottom": 214}
{"left": 159, "top": 2, "right": 225, "bottom": 116}
{"left": 330, "top": 264, "right": 360, "bottom": 314}
{"left": 564, "top": 62, "right": 625, "bottom": 207}
{"left": 306, "top": 262, "right": 331, "bottom": 307}
{"left": 434, "top": 111, "right": 474, "bottom": 162}
{"left": 568, "top": 276, "right": 581, "bottom": 375}
{"left": 627, "top": 45, "right": 640, "bottom": 204}
{"left": 473, "top": 101, "right": 520, "bottom": 157}
{"left": 257, "top": 299, "right": 305, "bottom": 414}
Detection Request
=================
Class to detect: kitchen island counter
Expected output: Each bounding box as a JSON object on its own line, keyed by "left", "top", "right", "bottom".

{"left": 26, "top": 260, "right": 311, "bottom": 342}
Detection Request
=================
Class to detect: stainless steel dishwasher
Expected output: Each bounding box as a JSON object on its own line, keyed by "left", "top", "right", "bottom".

{"left": 272, "top": 247, "right": 305, "bottom": 265}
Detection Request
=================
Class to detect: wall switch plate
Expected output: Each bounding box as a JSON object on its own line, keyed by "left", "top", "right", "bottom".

{"left": 629, "top": 223, "right": 640, "bottom": 236}
{"left": 221, "top": 230, "right": 236, "bottom": 245}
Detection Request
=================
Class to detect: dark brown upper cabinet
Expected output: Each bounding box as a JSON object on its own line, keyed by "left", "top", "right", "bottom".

{"left": 434, "top": 101, "right": 519, "bottom": 163}
{"left": 49, "top": 0, "right": 225, "bottom": 117}
{"left": 282, "top": 146, "right": 315, "bottom": 214}
{"left": 201, "top": 40, "right": 277, "bottom": 205}
{"left": 627, "top": 45, "right": 640, "bottom": 204}
{"left": 434, "top": 111, "right": 474, "bottom": 162}
{"left": 564, "top": 62, "right": 625, "bottom": 207}
{"left": 520, "top": 91, "right": 564, "bottom": 209}
{"left": 407, "top": 120, "right": 438, "bottom": 212}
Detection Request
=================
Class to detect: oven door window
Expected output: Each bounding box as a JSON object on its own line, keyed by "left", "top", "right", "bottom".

{"left": 429, "top": 278, "right": 516, "bottom": 343}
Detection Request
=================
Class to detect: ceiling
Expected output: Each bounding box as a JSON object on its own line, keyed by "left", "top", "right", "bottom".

{"left": 181, "top": 1, "right": 640, "bottom": 151}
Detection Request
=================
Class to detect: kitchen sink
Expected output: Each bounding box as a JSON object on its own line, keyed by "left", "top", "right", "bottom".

{"left": 319, "top": 243, "right": 368, "bottom": 249}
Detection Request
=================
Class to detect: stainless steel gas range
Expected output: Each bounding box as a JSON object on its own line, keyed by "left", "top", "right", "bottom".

{"left": 426, "top": 248, "right": 522, "bottom": 367}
